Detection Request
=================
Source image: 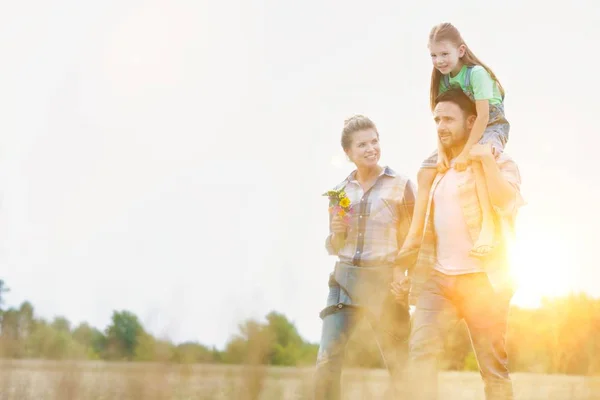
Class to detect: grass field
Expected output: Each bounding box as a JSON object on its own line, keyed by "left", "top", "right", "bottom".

{"left": 0, "top": 360, "right": 598, "bottom": 399}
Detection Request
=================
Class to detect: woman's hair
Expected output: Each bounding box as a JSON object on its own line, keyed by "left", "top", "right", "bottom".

{"left": 428, "top": 22, "right": 505, "bottom": 111}
{"left": 341, "top": 115, "right": 378, "bottom": 151}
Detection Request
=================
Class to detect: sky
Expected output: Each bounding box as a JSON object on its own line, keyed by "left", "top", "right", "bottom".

{"left": 0, "top": 0, "right": 598, "bottom": 349}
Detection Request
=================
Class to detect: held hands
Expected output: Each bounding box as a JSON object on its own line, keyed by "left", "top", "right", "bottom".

{"left": 390, "top": 268, "right": 411, "bottom": 306}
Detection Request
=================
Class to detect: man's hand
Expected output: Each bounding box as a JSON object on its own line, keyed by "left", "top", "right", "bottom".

{"left": 468, "top": 143, "right": 495, "bottom": 162}
{"left": 390, "top": 268, "right": 410, "bottom": 306}
{"left": 453, "top": 151, "right": 470, "bottom": 171}
{"left": 330, "top": 213, "right": 348, "bottom": 235}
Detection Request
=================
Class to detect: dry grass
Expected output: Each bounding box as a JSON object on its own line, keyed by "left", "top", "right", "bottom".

{"left": 0, "top": 360, "right": 598, "bottom": 399}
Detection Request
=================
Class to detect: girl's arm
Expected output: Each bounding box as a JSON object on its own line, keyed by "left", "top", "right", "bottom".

{"left": 460, "top": 99, "right": 489, "bottom": 154}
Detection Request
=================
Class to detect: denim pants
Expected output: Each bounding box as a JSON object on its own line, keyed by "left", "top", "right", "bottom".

{"left": 313, "top": 271, "right": 411, "bottom": 400}
{"left": 406, "top": 271, "right": 513, "bottom": 400}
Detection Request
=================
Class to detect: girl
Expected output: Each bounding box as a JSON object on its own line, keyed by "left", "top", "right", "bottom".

{"left": 399, "top": 22, "right": 510, "bottom": 261}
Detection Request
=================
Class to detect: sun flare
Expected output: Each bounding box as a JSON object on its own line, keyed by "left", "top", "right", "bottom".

{"left": 509, "top": 219, "right": 575, "bottom": 308}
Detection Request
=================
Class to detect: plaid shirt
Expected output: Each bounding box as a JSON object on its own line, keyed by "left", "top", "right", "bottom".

{"left": 409, "top": 153, "right": 525, "bottom": 304}
{"left": 325, "top": 166, "right": 416, "bottom": 267}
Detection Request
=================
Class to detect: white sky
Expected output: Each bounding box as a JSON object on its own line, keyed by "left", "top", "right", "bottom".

{"left": 0, "top": 0, "right": 598, "bottom": 348}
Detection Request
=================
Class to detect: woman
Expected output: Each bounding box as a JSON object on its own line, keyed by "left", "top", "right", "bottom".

{"left": 314, "top": 114, "right": 416, "bottom": 400}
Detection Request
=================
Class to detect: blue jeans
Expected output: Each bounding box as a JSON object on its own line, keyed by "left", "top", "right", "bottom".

{"left": 313, "top": 276, "right": 410, "bottom": 400}
{"left": 406, "top": 271, "right": 513, "bottom": 400}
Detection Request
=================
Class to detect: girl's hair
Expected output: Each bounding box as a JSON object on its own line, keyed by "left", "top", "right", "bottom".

{"left": 428, "top": 22, "right": 505, "bottom": 111}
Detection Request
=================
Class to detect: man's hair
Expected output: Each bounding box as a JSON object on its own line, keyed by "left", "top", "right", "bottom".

{"left": 434, "top": 87, "right": 477, "bottom": 117}
{"left": 341, "top": 115, "right": 378, "bottom": 151}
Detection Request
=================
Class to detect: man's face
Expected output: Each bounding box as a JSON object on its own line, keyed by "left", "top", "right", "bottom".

{"left": 433, "top": 101, "right": 474, "bottom": 151}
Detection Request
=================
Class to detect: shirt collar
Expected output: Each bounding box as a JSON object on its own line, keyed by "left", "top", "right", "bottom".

{"left": 345, "top": 166, "right": 396, "bottom": 184}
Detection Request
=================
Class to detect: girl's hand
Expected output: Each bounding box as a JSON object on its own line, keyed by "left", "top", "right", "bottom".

{"left": 453, "top": 152, "right": 470, "bottom": 171}
{"left": 468, "top": 143, "right": 494, "bottom": 161}
{"left": 436, "top": 152, "right": 450, "bottom": 173}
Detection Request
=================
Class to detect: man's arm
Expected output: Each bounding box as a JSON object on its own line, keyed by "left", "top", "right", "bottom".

{"left": 393, "top": 179, "right": 417, "bottom": 282}
{"left": 397, "top": 179, "right": 417, "bottom": 250}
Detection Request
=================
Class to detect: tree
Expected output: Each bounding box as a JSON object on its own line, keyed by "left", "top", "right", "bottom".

{"left": 264, "top": 312, "right": 305, "bottom": 366}
{"left": 17, "top": 302, "right": 34, "bottom": 339}
{"left": 26, "top": 320, "right": 87, "bottom": 360}
{"left": 223, "top": 319, "right": 273, "bottom": 365}
{"left": 105, "top": 310, "right": 144, "bottom": 360}
{"left": 134, "top": 333, "right": 174, "bottom": 362}
{"left": 72, "top": 322, "right": 106, "bottom": 359}
{"left": 51, "top": 316, "right": 71, "bottom": 334}
{"left": 264, "top": 312, "right": 319, "bottom": 366}
{"left": 172, "top": 342, "right": 219, "bottom": 364}
{"left": 0, "top": 280, "right": 10, "bottom": 312}
{"left": 0, "top": 308, "right": 23, "bottom": 357}
{"left": 222, "top": 312, "right": 319, "bottom": 367}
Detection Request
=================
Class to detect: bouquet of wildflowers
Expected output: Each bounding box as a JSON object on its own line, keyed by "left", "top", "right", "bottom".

{"left": 323, "top": 187, "right": 353, "bottom": 222}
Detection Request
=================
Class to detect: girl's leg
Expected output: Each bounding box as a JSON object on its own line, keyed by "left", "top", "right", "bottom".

{"left": 397, "top": 167, "right": 437, "bottom": 261}
{"left": 470, "top": 161, "right": 496, "bottom": 258}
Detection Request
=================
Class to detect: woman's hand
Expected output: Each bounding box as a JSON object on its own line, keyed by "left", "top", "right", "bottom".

{"left": 330, "top": 213, "right": 349, "bottom": 235}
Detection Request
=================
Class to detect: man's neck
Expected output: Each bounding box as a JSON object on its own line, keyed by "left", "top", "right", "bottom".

{"left": 448, "top": 145, "right": 466, "bottom": 160}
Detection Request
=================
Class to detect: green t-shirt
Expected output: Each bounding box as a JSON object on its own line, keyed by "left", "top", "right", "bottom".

{"left": 439, "top": 65, "right": 503, "bottom": 105}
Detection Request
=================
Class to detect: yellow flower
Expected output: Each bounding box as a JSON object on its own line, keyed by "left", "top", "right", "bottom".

{"left": 338, "top": 209, "right": 346, "bottom": 217}
{"left": 339, "top": 197, "right": 351, "bottom": 208}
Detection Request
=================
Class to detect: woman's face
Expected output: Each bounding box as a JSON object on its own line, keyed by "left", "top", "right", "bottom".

{"left": 345, "top": 128, "right": 380, "bottom": 169}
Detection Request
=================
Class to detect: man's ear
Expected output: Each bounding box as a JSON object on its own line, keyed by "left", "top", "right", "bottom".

{"left": 466, "top": 114, "right": 477, "bottom": 130}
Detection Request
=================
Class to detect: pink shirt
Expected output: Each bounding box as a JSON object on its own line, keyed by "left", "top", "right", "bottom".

{"left": 432, "top": 167, "right": 484, "bottom": 275}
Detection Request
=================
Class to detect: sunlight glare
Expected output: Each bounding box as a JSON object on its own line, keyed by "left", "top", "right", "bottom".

{"left": 509, "top": 223, "right": 575, "bottom": 308}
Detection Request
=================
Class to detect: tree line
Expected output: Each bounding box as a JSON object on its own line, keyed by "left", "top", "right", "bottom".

{"left": 0, "top": 280, "right": 599, "bottom": 375}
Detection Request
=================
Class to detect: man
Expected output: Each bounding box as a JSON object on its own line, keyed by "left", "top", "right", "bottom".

{"left": 314, "top": 114, "right": 415, "bottom": 399}
{"left": 393, "top": 87, "right": 525, "bottom": 400}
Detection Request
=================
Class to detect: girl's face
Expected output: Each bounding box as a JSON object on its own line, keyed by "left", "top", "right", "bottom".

{"left": 429, "top": 40, "right": 466, "bottom": 76}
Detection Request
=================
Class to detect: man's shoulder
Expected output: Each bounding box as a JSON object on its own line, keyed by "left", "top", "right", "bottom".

{"left": 496, "top": 152, "right": 519, "bottom": 167}
{"left": 495, "top": 152, "right": 522, "bottom": 184}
